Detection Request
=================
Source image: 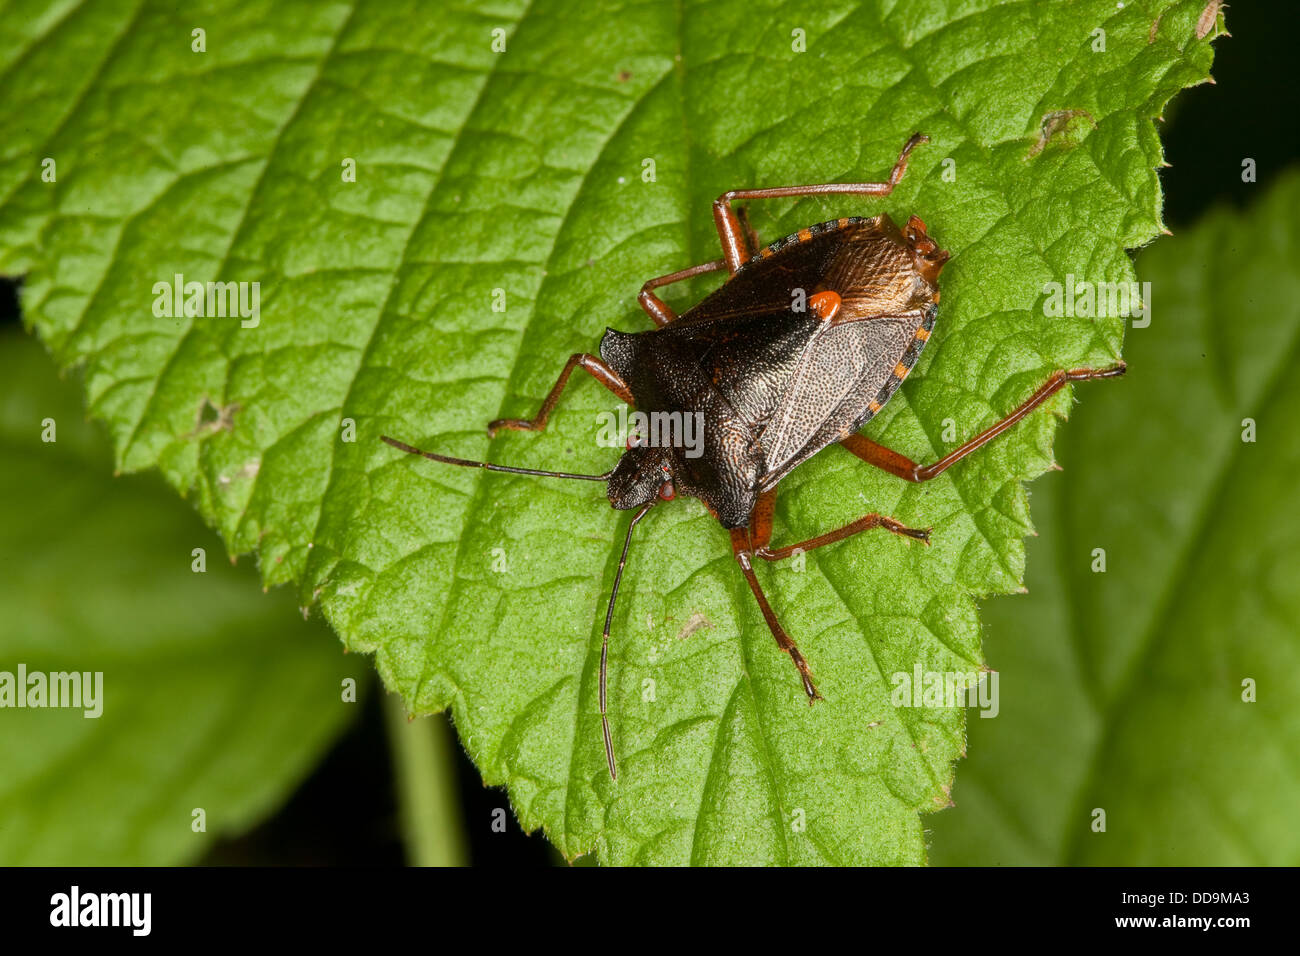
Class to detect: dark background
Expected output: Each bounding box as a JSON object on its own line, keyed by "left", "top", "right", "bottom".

{"left": 2, "top": 3, "right": 1295, "bottom": 866}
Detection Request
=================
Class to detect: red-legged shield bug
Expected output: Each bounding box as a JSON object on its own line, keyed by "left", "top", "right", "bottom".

{"left": 383, "top": 133, "right": 1124, "bottom": 779}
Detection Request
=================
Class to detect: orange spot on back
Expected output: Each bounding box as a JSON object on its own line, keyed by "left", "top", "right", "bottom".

{"left": 809, "top": 290, "right": 842, "bottom": 321}
{"left": 797, "top": 228, "right": 813, "bottom": 241}
{"left": 915, "top": 326, "right": 930, "bottom": 341}
{"left": 893, "top": 361, "right": 909, "bottom": 378}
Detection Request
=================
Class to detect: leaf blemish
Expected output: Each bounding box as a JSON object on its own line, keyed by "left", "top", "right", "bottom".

{"left": 676, "top": 611, "right": 713, "bottom": 641}
{"left": 189, "top": 397, "right": 241, "bottom": 438}
{"left": 218, "top": 459, "right": 260, "bottom": 486}
{"left": 1027, "top": 109, "right": 1097, "bottom": 158}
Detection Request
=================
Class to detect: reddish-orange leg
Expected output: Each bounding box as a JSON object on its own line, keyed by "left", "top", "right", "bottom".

{"left": 729, "top": 489, "right": 929, "bottom": 702}
{"left": 841, "top": 363, "right": 1127, "bottom": 481}
{"left": 638, "top": 259, "right": 726, "bottom": 326}
{"left": 488, "top": 353, "right": 633, "bottom": 437}
{"left": 637, "top": 208, "right": 761, "bottom": 325}
{"left": 713, "top": 132, "right": 929, "bottom": 272}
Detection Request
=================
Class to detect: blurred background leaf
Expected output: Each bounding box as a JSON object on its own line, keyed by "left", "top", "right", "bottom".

{"left": 930, "top": 168, "right": 1300, "bottom": 865}
{"left": 0, "top": 328, "right": 372, "bottom": 864}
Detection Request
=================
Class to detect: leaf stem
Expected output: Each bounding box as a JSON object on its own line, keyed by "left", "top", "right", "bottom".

{"left": 382, "top": 695, "right": 466, "bottom": 866}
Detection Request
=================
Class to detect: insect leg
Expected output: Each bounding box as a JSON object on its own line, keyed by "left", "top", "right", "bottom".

{"left": 488, "top": 353, "right": 633, "bottom": 437}
{"left": 638, "top": 258, "right": 726, "bottom": 326}
{"left": 739, "top": 486, "right": 927, "bottom": 561}
{"left": 756, "top": 513, "right": 930, "bottom": 560}
{"left": 840, "top": 363, "right": 1126, "bottom": 482}
{"left": 711, "top": 132, "right": 929, "bottom": 272}
{"left": 731, "top": 545, "right": 823, "bottom": 702}
{"left": 729, "top": 497, "right": 822, "bottom": 702}
{"left": 640, "top": 208, "right": 758, "bottom": 324}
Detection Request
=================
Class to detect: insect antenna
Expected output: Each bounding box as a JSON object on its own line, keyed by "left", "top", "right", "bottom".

{"left": 381, "top": 435, "right": 615, "bottom": 482}
{"left": 600, "top": 500, "right": 654, "bottom": 780}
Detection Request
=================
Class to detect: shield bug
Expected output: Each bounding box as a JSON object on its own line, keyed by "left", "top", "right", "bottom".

{"left": 382, "top": 132, "right": 1124, "bottom": 780}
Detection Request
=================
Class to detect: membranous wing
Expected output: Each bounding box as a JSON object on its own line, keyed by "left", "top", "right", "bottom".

{"left": 757, "top": 309, "right": 932, "bottom": 491}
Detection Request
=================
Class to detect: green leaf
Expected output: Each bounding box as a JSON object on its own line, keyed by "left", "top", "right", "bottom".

{"left": 1, "top": 0, "right": 1219, "bottom": 864}
{"left": 930, "top": 169, "right": 1300, "bottom": 866}
{"left": 0, "top": 330, "right": 369, "bottom": 864}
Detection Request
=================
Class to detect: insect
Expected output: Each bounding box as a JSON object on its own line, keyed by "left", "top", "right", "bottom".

{"left": 382, "top": 132, "right": 1124, "bottom": 780}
